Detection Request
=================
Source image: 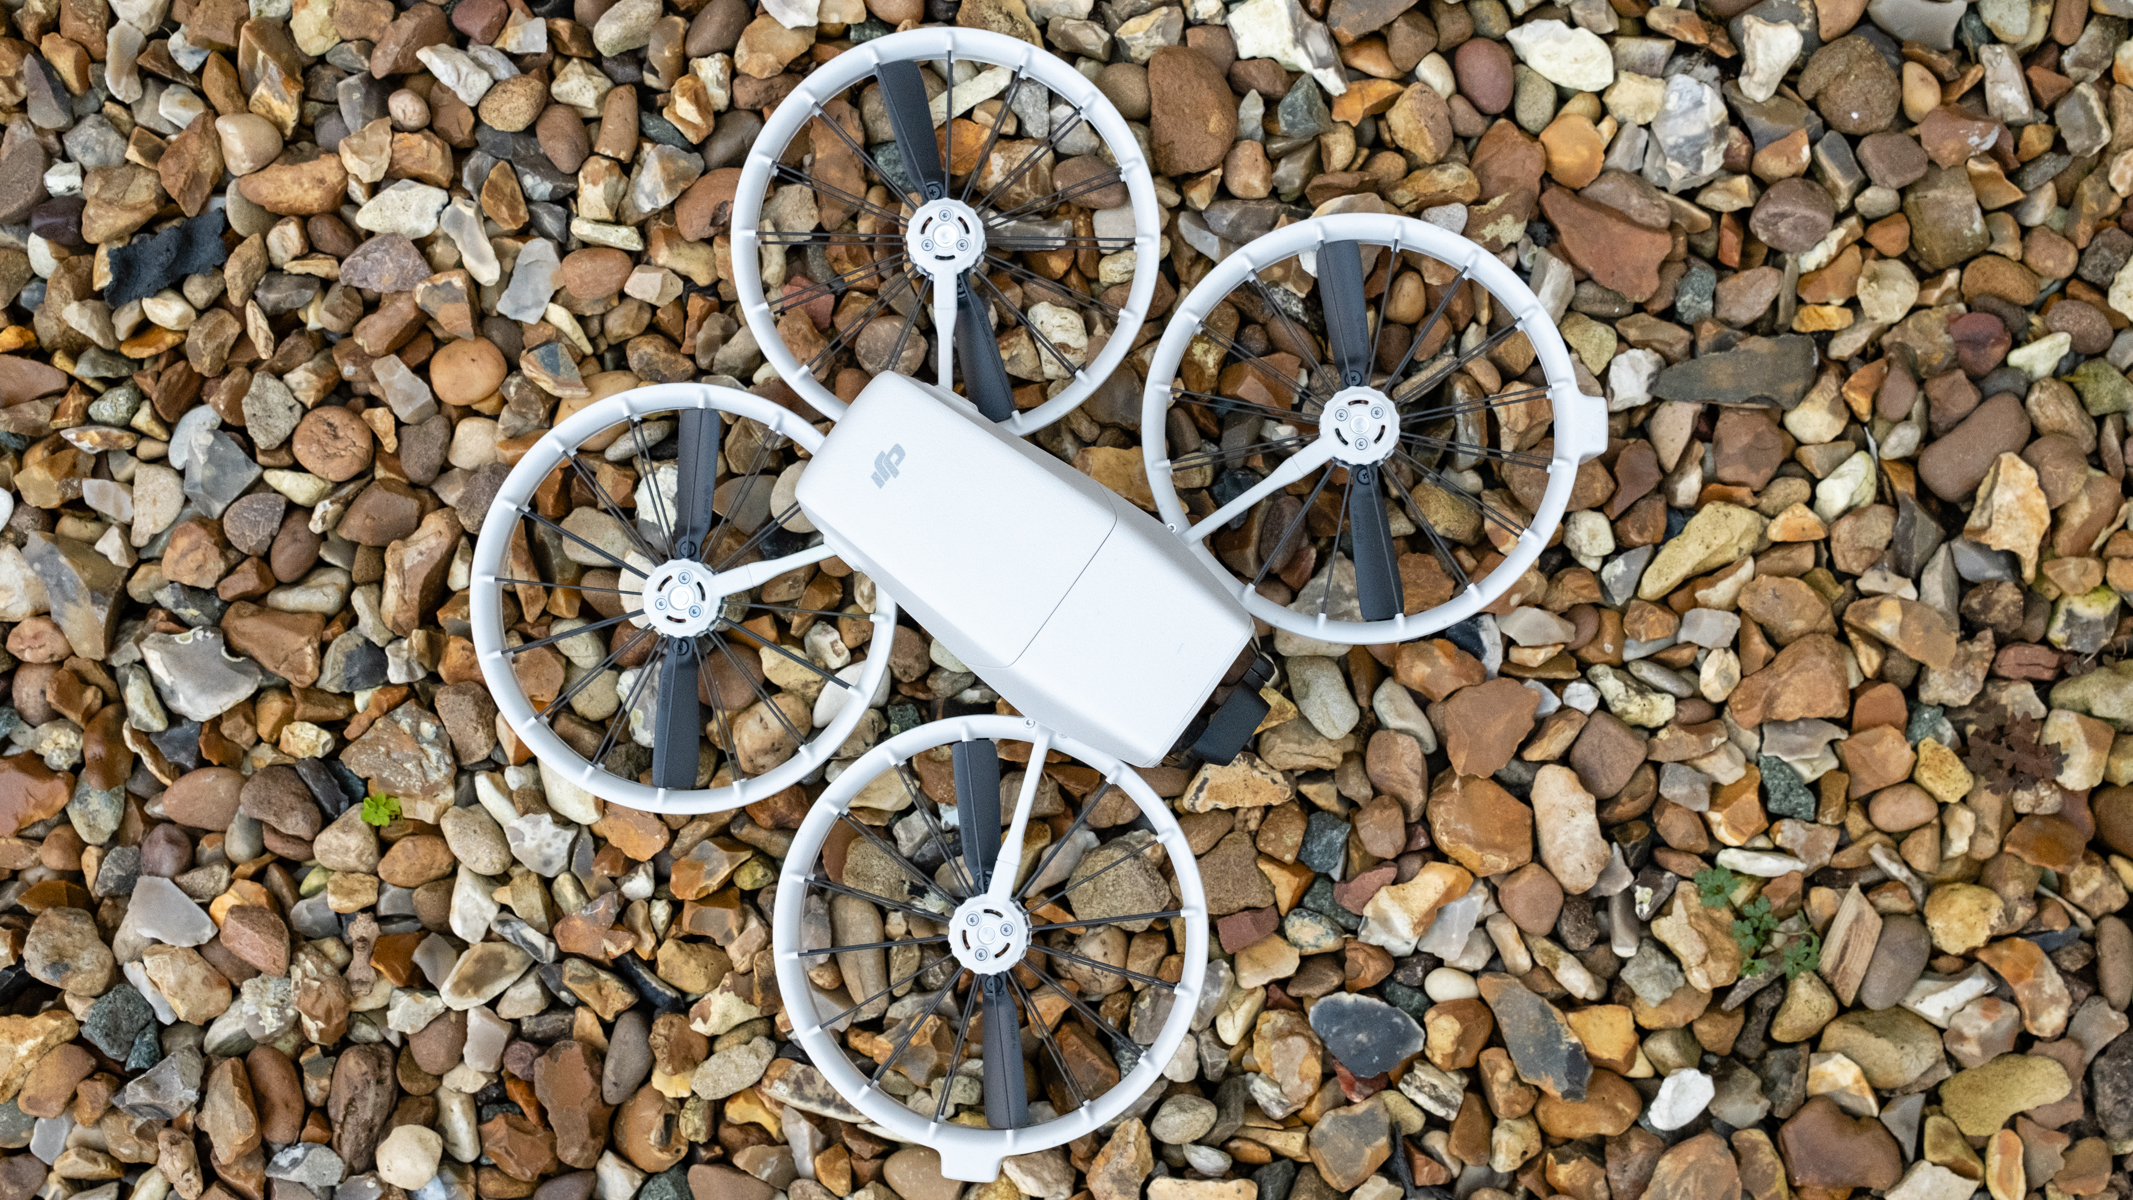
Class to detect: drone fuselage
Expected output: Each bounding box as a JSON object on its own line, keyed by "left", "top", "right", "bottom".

{"left": 797, "top": 374, "right": 1253, "bottom": 768}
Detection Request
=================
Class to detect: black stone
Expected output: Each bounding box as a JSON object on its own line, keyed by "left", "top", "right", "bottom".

{"left": 127, "top": 1023, "right": 163, "bottom": 1072}
{"left": 106, "top": 209, "right": 229, "bottom": 308}
{"left": 29, "top": 197, "right": 83, "bottom": 247}
{"left": 1308, "top": 992, "right": 1424, "bottom": 1077}
{"left": 91, "top": 844, "right": 140, "bottom": 898}
{"left": 150, "top": 720, "right": 204, "bottom": 771}
{"left": 637, "top": 1166, "right": 689, "bottom": 1200}
{"left": 1254, "top": 1158, "right": 1299, "bottom": 1200}
{"left": 1297, "top": 811, "right": 1348, "bottom": 876}
{"left": 83, "top": 983, "right": 155, "bottom": 1059}
{"left": 638, "top": 111, "right": 696, "bottom": 151}
{"left": 295, "top": 755, "right": 362, "bottom": 817}
{"left": 528, "top": 202, "right": 570, "bottom": 243}
{"left": 156, "top": 582, "right": 228, "bottom": 628}
{"left": 2096, "top": 1027, "right": 2133, "bottom": 1142}
{"left": 320, "top": 633, "right": 390, "bottom": 693}
{"left": 1480, "top": 975, "right": 1591, "bottom": 1102}
{"left": 1760, "top": 1044, "right": 1809, "bottom": 1119}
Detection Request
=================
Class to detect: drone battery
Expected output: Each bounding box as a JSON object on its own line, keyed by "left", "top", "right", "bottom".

{"left": 796, "top": 373, "right": 1253, "bottom": 768}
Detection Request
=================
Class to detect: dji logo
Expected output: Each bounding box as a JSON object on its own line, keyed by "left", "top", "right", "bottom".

{"left": 871, "top": 444, "right": 906, "bottom": 488}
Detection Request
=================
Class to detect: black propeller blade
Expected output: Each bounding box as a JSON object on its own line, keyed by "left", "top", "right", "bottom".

{"left": 670, "top": 406, "right": 718, "bottom": 558}
{"left": 981, "top": 974, "right": 1029, "bottom": 1128}
{"left": 953, "top": 738, "right": 1002, "bottom": 889}
{"left": 1319, "top": 239, "right": 1372, "bottom": 388}
{"left": 877, "top": 61, "right": 945, "bottom": 201}
{"left": 651, "top": 645, "right": 702, "bottom": 790}
{"left": 958, "top": 279, "right": 1015, "bottom": 422}
{"left": 651, "top": 407, "right": 719, "bottom": 792}
{"left": 1351, "top": 464, "right": 1403, "bottom": 621}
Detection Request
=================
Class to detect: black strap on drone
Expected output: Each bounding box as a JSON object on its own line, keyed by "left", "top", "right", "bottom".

{"left": 1189, "top": 653, "right": 1274, "bottom": 765}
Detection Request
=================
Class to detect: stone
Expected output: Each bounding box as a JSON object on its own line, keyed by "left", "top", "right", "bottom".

{"left": 1308, "top": 992, "right": 1424, "bottom": 1077}
{"left": 1504, "top": 20, "right": 1614, "bottom": 91}
{"left": 1938, "top": 1055, "right": 2071, "bottom": 1136}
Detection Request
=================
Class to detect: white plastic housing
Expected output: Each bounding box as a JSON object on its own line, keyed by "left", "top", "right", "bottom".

{"left": 797, "top": 374, "right": 1252, "bottom": 767}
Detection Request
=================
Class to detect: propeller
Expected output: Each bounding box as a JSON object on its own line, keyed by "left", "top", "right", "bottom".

{"left": 877, "top": 61, "right": 945, "bottom": 202}
{"left": 1318, "top": 240, "right": 1371, "bottom": 389}
{"left": 958, "top": 278, "right": 1015, "bottom": 422}
{"left": 1320, "top": 241, "right": 1404, "bottom": 621}
{"left": 980, "top": 974, "right": 1029, "bottom": 1128}
{"left": 953, "top": 738, "right": 1002, "bottom": 889}
{"left": 651, "top": 407, "right": 719, "bottom": 791}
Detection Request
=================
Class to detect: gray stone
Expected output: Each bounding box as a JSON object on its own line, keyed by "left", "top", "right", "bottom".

{"left": 1307, "top": 992, "right": 1424, "bottom": 1078}
{"left": 114, "top": 1045, "right": 204, "bottom": 1119}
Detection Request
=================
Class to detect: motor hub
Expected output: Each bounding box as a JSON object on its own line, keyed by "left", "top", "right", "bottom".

{"left": 1321, "top": 386, "right": 1397, "bottom": 465}
{"left": 907, "top": 199, "right": 986, "bottom": 278}
{"left": 948, "top": 894, "right": 1029, "bottom": 975}
{"left": 639, "top": 559, "right": 720, "bottom": 637}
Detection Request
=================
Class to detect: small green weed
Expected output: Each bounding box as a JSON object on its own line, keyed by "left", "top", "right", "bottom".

{"left": 1697, "top": 866, "right": 1823, "bottom": 980}
{"left": 361, "top": 794, "right": 402, "bottom": 826}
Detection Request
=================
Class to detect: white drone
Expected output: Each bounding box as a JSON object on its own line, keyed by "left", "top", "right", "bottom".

{"left": 471, "top": 28, "right": 1602, "bottom": 1184}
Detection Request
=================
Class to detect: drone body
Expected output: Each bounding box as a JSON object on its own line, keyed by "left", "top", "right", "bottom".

{"left": 797, "top": 373, "right": 1253, "bottom": 768}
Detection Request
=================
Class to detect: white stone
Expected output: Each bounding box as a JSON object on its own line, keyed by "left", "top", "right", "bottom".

{"left": 440, "top": 199, "right": 498, "bottom": 286}
{"left": 1858, "top": 258, "right": 1919, "bottom": 325}
{"left": 356, "top": 181, "right": 450, "bottom": 239}
{"left": 1028, "top": 302, "right": 1088, "bottom": 380}
{"left": 537, "top": 759, "right": 602, "bottom": 825}
{"left": 2113, "top": 256, "right": 2133, "bottom": 323}
{"left": 1736, "top": 15, "right": 1801, "bottom": 103}
{"left": 375, "top": 1125, "right": 443, "bottom": 1190}
{"left": 1813, "top": 450, "right": 1878, "bottom": 522}
{"left": 496, "top": 4, "right": 547, "bottom": 53}
{"left": 1648, "top": 1069, "right": 1714, "bottom": 1130}
{"left": 1372, "top": 677, "right": 1436, "bottom": 753}
{"left": 130, "top": 876, "right": 218, "bottom": 945}
{"left": 107, "top": 23, "right": 145, "bottom": 103}
{"left": 1715, "top": 848, "right": 1809, "bottom": 876}
{"left": 1498, "top": 607, "right": 1576, "bottom": 646}
{"left": 464, "top": 1007, "right": 512, "bottom": 1072}
{"left": 1605, "top": 73, "right": 1665, "bottom": 125}
{"left": 1886, "top": 1162, "right": 1980, "bottom": 1200}
{"left": 595, "top": 1152, "right": 646, "bottom": 1200}
{"left": 449, "top": 866, "right": 499, "bottom": 943}
{"left": 499, "top": 240, "right": 562, "bottom": 322}
{"left": 371, "top": 355, "right": 439, "bottom": 424}
{"left": 2007, "top": 332, "right": 2071, "bottom": 378}
{"left": 1416, "top": 52, "right": 1456, "bottom": 100}
{"left": 1677, "top": 608, "right": 1740, "bottom": 648}
{"left": 0, "top": 544, "right": 49, "bottom": 622}
{"left": 1531, "top": 765, "right": 1607, "bottom": 894}
{"left": 1607, "top": 347, "right": 1663, "bottom": 411}
{"left": 591, "top": 0, "right": 661, "bottom": 53}
{"left": 1227, "top": 0, "right": 1348, "bottom": 95}
{"left": 1505, "top": 20, "right": 1614, "bottom": 92}
{"left": 415, "top": 45, "right": 495, "bottom": 106}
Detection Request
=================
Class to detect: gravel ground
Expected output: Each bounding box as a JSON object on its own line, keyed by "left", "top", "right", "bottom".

{"left": 0, "top": 3, "right": 2131, "bottom": 1200}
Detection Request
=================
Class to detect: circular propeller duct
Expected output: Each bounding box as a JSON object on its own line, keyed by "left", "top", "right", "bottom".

{"left": 772, "top": 715, "right": 1208, "bottom": 1184}
{"left": 731, "top": 28, "right": 1162, "bottom": 434}
{"left": 1140, "top": 212, "right": 1610, "bottom": 643}
{"left": 468, "top": 382, "right": 894, "bottom": 814}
